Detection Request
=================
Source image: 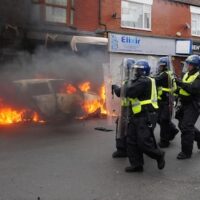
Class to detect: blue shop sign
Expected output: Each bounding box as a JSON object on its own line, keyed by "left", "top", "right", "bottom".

{"left": 110, "top": 34, "right": 141, "bottom": 53}
{"left": 108, "top": 33, "right": 175, "bottom": 55}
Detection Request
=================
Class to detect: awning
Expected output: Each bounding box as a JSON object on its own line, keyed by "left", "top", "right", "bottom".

{"left": 70, "top": 36, "right": 108, "bottom": 51}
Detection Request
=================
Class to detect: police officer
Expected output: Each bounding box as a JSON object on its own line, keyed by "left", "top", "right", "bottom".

{"left": 125, "top": 59, "right": 165, "bottom": 172}
{"left": 155, "top": 57, "right": 179, "bottom": 148}
{"left": 112, "top": 58, "right": 135, "bottom": 158}
{"left": 175, "top": 54, "right": 200, "bottom": 159}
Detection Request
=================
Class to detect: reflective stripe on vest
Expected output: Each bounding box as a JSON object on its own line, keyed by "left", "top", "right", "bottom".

{"left": 129, "top": 77, "right": 158, "bottom": 114}
{"left": 179, "top": 71, "right": 200, "bottom": 96}
{"left": 158, "top": 71, "right": 177, "bottom": 100}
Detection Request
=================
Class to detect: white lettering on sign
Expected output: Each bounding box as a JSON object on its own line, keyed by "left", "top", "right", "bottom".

{"left": 192, "top": 44, "right": 200, "bottom": 51}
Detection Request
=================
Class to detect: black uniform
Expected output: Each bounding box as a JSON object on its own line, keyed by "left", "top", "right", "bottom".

{"left": 125, "top": 76, "right": 165, "bottom": 170}
{"left": 176, "top": 69, "right": 200, "bottom": 158}
{"left": 155, "top": 70, "right": 179, "bottom": 147}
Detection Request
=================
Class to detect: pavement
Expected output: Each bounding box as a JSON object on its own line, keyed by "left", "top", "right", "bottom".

{"left": 0, "top": 118, "right": 200, "bottom": 200}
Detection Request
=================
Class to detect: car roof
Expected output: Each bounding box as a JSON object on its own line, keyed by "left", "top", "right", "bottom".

{"left": 13, "top": 78, "right": 64, "bottom": 84}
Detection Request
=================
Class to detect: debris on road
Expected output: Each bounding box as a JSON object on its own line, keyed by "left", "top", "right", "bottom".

{"left": 94, "top": 127, "right": 113, "bottom": 132}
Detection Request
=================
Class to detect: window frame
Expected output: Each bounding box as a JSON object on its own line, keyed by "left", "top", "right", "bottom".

{"left": 70, "top": 0, "right": 75, "bottom": 26}
{"left": 121, "top": 0, "right": 152, "bottom": 31}
{"left": 43, "top": 0, "right": 75, "bottom": 26}
{"left": 191, "top": 6, "right": 200, "bottom": 37}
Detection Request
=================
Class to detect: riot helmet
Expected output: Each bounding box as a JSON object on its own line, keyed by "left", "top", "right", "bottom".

{"left": 157, "top": 56, "right": 169, "bottom": 72}
{"left": 185, "top": 55, "right": 200, "bottom": 70}
{"left": 131, "top": 59, "right": 150, "bottom": 79}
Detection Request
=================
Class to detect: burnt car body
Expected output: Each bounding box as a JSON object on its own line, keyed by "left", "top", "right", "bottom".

{"left": 13, "top": 79, "right": 86, "bottom": 121}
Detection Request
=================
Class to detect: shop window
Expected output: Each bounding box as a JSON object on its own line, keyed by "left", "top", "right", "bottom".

{"left": 121, "top": 0, "right": 152, "bottom": 30}
{"left": 191, "top": 6, "right": 200, "bottom": 37}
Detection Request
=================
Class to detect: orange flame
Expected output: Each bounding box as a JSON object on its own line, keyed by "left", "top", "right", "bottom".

{"left": 81, "top": 84, "right": 107, "bottom": 115}
{"left": 0, "top": 108, "right": 23, "bottom": 124}
{"left": 82, "top": 100, "right": 101, "bottom": 114}
{"left": 65, "top": 84, "right": 77, "bottom": 94}
{"left": 79, "top": 81, "right": 91, "bottom": 92}
{"left": 0, "top": 99, "right": 44, "bottom": 125}
{"left": 99, "top": 85, "right": 107, "bottom": 114}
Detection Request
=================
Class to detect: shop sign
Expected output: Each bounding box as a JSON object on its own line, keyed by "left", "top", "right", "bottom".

{"left": 192, "top": 42, "right": 200, "bottom": 54}
{"left": 109, "top": 33, "right": 175, "bottom": 55}
{"left": 175, "top": 39, "right": 192, "bottom": 54}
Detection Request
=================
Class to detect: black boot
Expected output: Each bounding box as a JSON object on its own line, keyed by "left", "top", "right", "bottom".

{"left": 177, "top": 152, "right": 191, "bottom": 160}
{"left": 125, "top": 166, "right": 143, "bottom": 173}
{"left": 112, "top": 150, "right": 127, "bottom": 158}
{"left": 157, "top": 152, "right": 165, "bottom": 170}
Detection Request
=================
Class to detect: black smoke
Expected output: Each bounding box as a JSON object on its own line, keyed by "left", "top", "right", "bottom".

{"left": 0, "top": 44, "right": 107, "bottom": 120}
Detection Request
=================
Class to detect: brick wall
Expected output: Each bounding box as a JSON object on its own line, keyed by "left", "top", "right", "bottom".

{"left": 100, "top": 0, "right": 191, "bottom": 38}
{"left": 170, "top": 0, "right": 200, "bottom": 6}
{"left": 75, "top": 0, "right": 99, "bottom": 31}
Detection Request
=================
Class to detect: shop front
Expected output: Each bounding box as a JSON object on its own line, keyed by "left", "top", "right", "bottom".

{"left": 108, "top": 33, "right": 176, "bottom": 84}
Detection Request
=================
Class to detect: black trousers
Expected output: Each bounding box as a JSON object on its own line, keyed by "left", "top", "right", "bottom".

{"left": 176, "top": 103, "right": 200, "bottom": 155}
{"left": 158, "top": 101, "right": 178, "bottom": 143}
{"left": 127, "top": 113, "right": 163, "bottom": 167}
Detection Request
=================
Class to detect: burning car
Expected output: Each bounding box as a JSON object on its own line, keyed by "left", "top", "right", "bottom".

{"left": 12, "top": 78, "right": 85, "bottom": 121}
{"left": 9, "top": 78, "right": 106, "bottom": 123}
{"left": 0, "top": 78, "right": 107, "bottom": 125}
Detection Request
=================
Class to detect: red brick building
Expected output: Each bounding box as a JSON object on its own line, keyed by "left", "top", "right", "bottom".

{"left": 96, "top": 0, "right": 200, "bottom": 75}
{"left": 1, "top": 0, "right": 200, "bottom": 74}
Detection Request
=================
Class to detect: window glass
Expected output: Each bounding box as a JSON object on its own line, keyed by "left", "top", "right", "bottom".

{"left": 51, "top": 80, "right": 65, "bottom": 93}
{"left": 191, "top": 13, "right": 200, "bottom": 36}
{"left": 46, "top": 6, "right": 67, "bottom": 23}
{"left": 28, "top": 83, "right": 50, "bottom": 96}
{"left": 46, "top": 0, "right": 67, "bottom": 6}
{"left": 121, "top": 0, "right": 151, "bottom": 30}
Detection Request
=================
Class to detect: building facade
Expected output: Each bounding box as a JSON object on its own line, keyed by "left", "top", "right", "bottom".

{"left": 0, "top": 0, "right": 200, "bottom": 74}
{"left": 99, "top": 0, "right": 200, "bottom": 75}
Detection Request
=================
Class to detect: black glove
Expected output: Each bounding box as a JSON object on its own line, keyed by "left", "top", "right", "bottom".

{"left": 111, "top": 84, "right": 118, "bottom": 94}
{"left": 175, "top": 78, "right": 182, "bottom": 87}
{"left": 111, "top": 84, "right": 121, "bottom": 97}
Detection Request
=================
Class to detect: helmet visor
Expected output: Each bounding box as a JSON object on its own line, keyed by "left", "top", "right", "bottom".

{"left": 157, "top": 63, "right": 165, "bottom": 73}
{"left": 130, "top": 67, "right": 137, "bottom": 80}
{"left": 130, "top": 65, "right": 143, "bottom": 79}
{"left": 123, "top": 67, "right": 130, "bottom": 80}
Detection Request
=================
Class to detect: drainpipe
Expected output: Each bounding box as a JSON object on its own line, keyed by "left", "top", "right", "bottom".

{"left": 98, "top": 0, "right": 107, "bottom": 36}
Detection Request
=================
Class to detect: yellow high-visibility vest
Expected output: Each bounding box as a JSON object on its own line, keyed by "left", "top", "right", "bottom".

{"left": 129, "top": 77, "right": 158, "bottom": 114}
{"left": 158, "top": 70, "right": 177, "bottom": 100}
{"left": 179, "top": 71, "right": 200, "bottom": 96}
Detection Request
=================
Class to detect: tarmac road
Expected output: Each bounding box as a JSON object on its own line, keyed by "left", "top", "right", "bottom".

{"left": 0, "top": 118, "right": 200, "bottom": 200}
